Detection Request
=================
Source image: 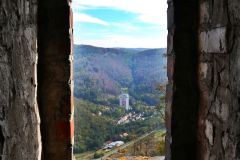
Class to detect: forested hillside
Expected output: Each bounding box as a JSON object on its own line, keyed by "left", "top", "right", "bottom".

{"left": 73, "top": 45, "right": 167, "bottom": 154}
{"left": 74, "top": 45, "right": 167, "bottom": 106}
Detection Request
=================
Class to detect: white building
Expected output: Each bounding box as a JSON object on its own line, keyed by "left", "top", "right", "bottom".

{"left": 103, "top": 141, "right": 124, "bottom": 150}
{"left": 119, "top": 91, "right": 130, "bottom": 110}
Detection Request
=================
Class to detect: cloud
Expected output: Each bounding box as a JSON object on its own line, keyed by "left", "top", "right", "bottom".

{"left": 72, "top": 0, "right": 167, "bottom": 26}
{"left": 138, "top": 14, "right": 165, "bottom": 26}
{"left": 72, "top": 0, "right": 168, "bottom": 48}
{"left": 112, "top": 23, "right": 139, "bottom": 31}
{"left": 74, "top": 34, "right": 167, "bottom": 48}
{"left": 73, "top": 13, "right": 109, "bottom": 26}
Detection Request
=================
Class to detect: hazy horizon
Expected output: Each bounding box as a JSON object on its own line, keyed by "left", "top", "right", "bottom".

{"left": 74, "top": 43, "right": 167, "bottom": 49}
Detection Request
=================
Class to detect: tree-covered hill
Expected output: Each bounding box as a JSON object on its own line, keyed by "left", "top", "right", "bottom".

{"left": 73, "top": 45, "right": 167, "bottom": 154}
{"left": 74, "top": 45, "right": 167, "bottom": 106}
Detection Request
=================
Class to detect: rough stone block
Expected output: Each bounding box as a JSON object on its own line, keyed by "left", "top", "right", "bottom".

{"left": 167, "top": 33, "right": 173, "bottom": 55}
{"left": 167, "top": 0, "right": 174, "bottom": 30}
{"left": 228, "top": 0, "right": 240, "bottom": 25}
{"left": 205, "top": 120, "right": 213, "bottom": 145}
{"left": 200, "top": 27, "right": 226, "bottom": 53}
{"left": 199, "top": 62, "right": 208, "bottom": 79}
{"left": 167, "top": 54, "right": 174, "bottom": 82}
{"left": 200, "top": 1, "right": 210, "bottom": 26}
{"left": 200, "top": 0, "right": 228, "bottom": 27}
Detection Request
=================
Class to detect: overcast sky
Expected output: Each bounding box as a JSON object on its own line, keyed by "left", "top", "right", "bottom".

{"left": 72, "top": 0, "right": 167, "bottom": 48}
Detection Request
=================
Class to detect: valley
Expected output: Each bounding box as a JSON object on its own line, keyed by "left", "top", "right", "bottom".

{"left": 74, "top": 45, "right": 167, "bottom": 106}
{"left": 73, "top": 45, "right": 167, "bottom": 159}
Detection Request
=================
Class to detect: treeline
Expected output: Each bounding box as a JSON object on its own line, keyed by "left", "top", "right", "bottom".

{"left": 74, "top": 45, "right": 167, "bottom": 107}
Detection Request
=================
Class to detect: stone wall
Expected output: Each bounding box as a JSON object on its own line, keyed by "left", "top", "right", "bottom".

{"left": 198, "top": 0, "right": 240, "bottom": 159}
{"left": 1, "top": 0, "right": 240, "bottom": 159}
{"left": 167, "top": 0, "right": 240, "bottom": 159}
{"left": 0, "top": 0, "right": 41, "bottom": 160}
{"left": 0, "top": 0, "right": 74, "bottom": 159}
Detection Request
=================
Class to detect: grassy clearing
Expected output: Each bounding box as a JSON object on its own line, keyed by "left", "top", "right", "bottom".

{"left": 75, "top": 151, "right": 95, "bottom": 160}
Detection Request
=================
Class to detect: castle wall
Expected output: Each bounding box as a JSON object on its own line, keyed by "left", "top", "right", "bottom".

{"left": 166, "top": 0, "right": 240, "bottom": 159}
{"left": 1, "top": 0, "right": 240, "bottom": 159}
{"left": 198, "top": 0, "right": 240, "bottom": 159}
{"left": 0, "top": 0, "right": 41, "bottom": 159}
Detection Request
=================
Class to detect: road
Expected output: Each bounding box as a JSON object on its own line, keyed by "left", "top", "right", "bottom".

{"left": 94, "top": 131, "right": 157, "bottom": 160}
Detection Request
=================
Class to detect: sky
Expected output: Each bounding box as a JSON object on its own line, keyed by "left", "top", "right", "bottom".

{"left": 72, "top": 0, "right": 168, "bottom": 48}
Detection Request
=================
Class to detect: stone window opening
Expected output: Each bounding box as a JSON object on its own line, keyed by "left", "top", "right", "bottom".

{"left": 1, "top": 0, "right": 240, "bottom": 159}
{"left": 72, "top": 0, "right": 168, "bottom": 159}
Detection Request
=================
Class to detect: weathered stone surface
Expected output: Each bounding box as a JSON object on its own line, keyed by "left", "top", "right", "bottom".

{"left": 167, "top": 0, "right": 240, "bottom": 159}
{"left": 199, "top": 63, "right": 208, "bottom": 79}
{"left": 1, "top": 0, "right": 240, "bottom": 159}
{"left": 0, "top": 0, "right": 41, "bottom": 160}
{"left": 200, "top": 0, "right": 228, "bottom": 28}
{"left": 228, "top": 0, "right": 240, "bottom": 25}
{"left": 205, "top": 120, "right": 213, "bottom": 146}
{"left": 198, "top": 0, "right": 240, "bottom": 159}
{"left": 199, "top": 28, "right": 226, "bottom": 53}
